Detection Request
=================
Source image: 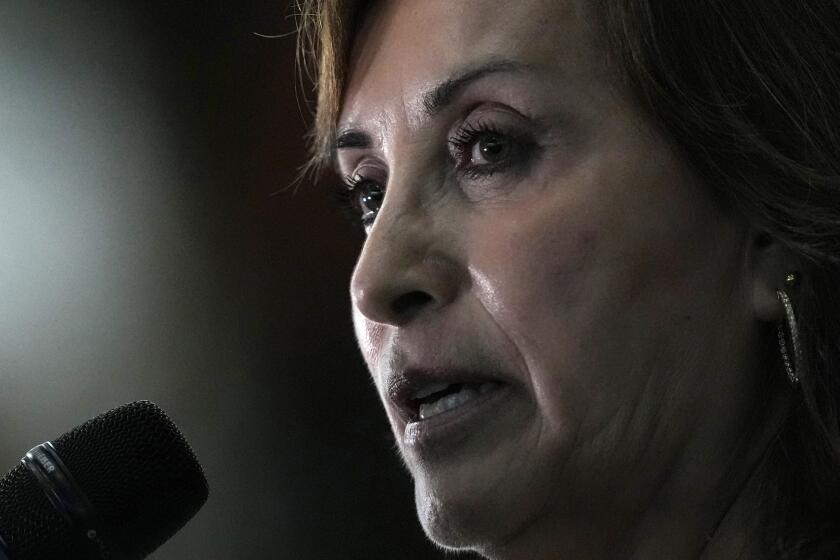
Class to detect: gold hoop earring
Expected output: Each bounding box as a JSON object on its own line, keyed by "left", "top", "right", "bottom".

{"left": 776, "top": 287, "right": 801, "bottom": 385}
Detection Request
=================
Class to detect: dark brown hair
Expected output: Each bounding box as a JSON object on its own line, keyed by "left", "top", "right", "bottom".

{"left": 296, "top": 1, "right": 840, "bottom": 556}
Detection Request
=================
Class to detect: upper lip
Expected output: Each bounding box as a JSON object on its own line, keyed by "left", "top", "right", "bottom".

{"left": 386, "top": 366, "right": 508, "bottom": 423}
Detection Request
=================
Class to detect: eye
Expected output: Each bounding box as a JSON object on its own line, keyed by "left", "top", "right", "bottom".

{"left": 333, "top": 173, "right": 384, "bottom": 230}
{"left": 448, "top": 120, "right": 533, "bottom": 180}
{"left": 471, "top": 133, "right": 512, "bottom": 164}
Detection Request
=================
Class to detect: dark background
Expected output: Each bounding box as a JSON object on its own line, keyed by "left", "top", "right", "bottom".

{"left": 0, "top": 2, "right": 453, "bottom": 558}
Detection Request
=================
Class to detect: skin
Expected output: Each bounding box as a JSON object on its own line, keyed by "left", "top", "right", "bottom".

{"left": 335, "top": 1, "right": 792, "bottom": 558}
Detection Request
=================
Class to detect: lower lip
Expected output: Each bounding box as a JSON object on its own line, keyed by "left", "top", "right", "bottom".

{"left": 402, "top": 383, "right": 511, "bottom": 449}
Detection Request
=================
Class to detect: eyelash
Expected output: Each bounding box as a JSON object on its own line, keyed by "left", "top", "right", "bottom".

{"left": 333, "top": 120, "right": 534, "bottom": 230}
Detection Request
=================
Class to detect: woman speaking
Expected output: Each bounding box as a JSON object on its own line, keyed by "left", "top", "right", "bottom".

{"left": 297, "top": 1, "right": 840, "bottom": 558}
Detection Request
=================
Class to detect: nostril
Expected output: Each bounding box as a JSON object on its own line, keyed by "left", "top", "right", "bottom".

{"left": 391, "top": 291, "right": 433, "bottom": 317}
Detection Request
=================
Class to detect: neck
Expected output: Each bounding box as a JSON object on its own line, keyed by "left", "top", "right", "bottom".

{"left": 698, "top": 400, "right": 790, "bottom": 560}
{"left": 631, "top": 388, "right": 788, "bottom": 560}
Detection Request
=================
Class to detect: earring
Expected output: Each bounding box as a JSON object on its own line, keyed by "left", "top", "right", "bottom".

{"left": 776, "top": 276, "right": 801, "bottom": 385}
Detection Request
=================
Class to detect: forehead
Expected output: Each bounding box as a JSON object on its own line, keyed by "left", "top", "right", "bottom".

{"left": 339, "top": 0, "right": 599, "bottom": 129}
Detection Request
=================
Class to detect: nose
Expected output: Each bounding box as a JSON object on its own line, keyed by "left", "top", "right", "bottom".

{"left": 350, "top": 206, "right": 462, "bottom": 327}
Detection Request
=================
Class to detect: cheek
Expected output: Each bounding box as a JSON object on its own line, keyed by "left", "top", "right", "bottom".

{"left": 465, "top": 171, "right": 723, "bottom": 435}
{"left": 467, "top": 200, "right": 604, "bottom": 434}
{"left": 471, "top": 223, "right": 597, "bottom": 337}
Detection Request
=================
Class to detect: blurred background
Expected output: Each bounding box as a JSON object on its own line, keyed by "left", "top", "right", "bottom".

{"left": 0, "top": 2, "right": 449, "bottom": 558}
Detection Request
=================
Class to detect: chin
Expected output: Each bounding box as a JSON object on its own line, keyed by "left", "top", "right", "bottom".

{"left": 415, "top": 481, "right": 489, "bottom": 552}
{"left": 396, "top": 396, "right": 568, "bottom": 555}
{"left": 410, "top": 461, "right": 535, "bottom": 555}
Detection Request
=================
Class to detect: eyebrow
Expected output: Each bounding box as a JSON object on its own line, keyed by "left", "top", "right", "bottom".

{"left": 334, "top": 58, "right": 530, "bottom": 153}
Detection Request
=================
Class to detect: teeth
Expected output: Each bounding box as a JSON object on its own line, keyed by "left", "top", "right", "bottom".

{"left": 413, "top": 382, "right": 451, "bottom": 400}
{"left": 419, "top": 385, "right": 479, "bottom": 420}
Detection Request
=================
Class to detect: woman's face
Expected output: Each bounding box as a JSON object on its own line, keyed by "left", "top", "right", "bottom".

{"left": 338, "top": 0, "right": 760, "bottom": 555}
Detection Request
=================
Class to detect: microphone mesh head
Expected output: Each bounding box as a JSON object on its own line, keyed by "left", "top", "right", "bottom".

{"left": 0, "top": 401, "right": 209, "bottom": 559}
{"left": 0, "top": 462, "right": 70, "bottom": 557}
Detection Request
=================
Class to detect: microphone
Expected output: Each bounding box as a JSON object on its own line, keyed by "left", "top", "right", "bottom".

{"left": 0, "top": 401, "right": 209, "bottom": 559}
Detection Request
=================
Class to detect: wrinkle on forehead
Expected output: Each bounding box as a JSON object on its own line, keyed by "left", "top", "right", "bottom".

{"left": 339, "top": 0, "right": 584, "bottom": 139}
{"left": 338, "top": 1, "right": 426, "bottom": 137}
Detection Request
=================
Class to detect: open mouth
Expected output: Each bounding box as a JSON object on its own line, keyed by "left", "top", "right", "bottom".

{"left": 407, "top": 381, "right": 502, "bottom": 421}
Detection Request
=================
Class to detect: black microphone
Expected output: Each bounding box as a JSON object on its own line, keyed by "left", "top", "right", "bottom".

{"left": 0, "top": 401, "right": 208, "bottom": 559}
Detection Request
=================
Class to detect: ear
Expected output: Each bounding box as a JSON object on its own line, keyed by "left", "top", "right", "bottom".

{"left": 748, "top": 229, "right": 798, "bottom": 323}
